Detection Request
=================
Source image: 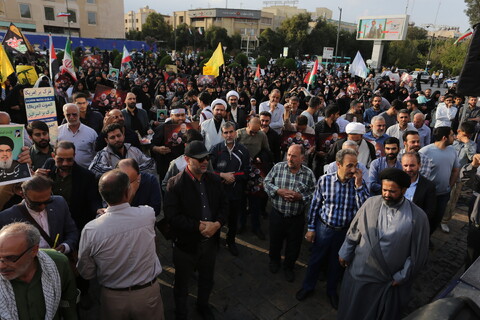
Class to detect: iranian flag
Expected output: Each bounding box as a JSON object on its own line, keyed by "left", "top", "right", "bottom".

{"left": 303, "top": 58, "right": 318, "bottom": 85}
{"left": 120, "top": 45, "right": 132, "bottom": 74}
{"left": 60, "top": 36, "right": 76, "bottom": 81}
{"left": 454, "top": 29, "right": 473, "bottom": 45}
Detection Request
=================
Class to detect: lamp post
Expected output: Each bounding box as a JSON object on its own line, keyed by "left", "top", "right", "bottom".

{"left": 334, "top": 7, "right": 342, "bottom": 64}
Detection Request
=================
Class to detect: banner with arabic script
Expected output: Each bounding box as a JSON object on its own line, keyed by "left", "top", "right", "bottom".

{"left": 24, "top": 87, "right": 58, "bottom": 144}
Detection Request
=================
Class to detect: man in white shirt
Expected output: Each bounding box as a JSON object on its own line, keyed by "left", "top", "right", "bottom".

{"left": 386, "top": 109, "right": 417, "bottom": 149}
{"left": 58, "top": 103, "right": 97, "bottom": 168}
{"left": 259, "top": 89, "right": 284, "bottom": 134}
{"left": 412, "top": 113, "right": 431, "bottom": 147}
{"left": 435, "top": 95, "right": 457, "bottom": 128}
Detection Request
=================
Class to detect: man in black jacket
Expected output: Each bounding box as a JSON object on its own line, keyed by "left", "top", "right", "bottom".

{"left": 164, "top": 141, "right": 228, "bottom": 320}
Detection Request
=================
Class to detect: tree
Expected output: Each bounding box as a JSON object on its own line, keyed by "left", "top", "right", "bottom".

{"left": 159, "top": 55, "right": 173, "bottom": 67}
{"left": 142, "top": 12, "right": 171, "bottom": 43}
{"left": 283, "top": 58, "right": 297, "bottom": 70}
{"left": 126, "top": 30, "right": 144, "bottom": 41}
{"left": 465, "top": 0, "right": 480, "bottom": 26}
{"left": 256, "top": 56, "right": 267, "bottom": 68}
{"left": 204, "top": 26, "right": 231, "bottom": 50}
{"left": 277, "top": 13, "right": 311, "bottom": 56}
{"left": 230, "top": 34, "right": 241, "bottom": 50}
{"left": 235, "top": 53, "right": 248, "bottom": 67}
{"left": 257, "top": 28, "right": 284, "bottom": 59}
{"left": 407, "top": 26, "right": 428, "bottom": 40}
{"left": 170, "top": 23, "right": 193, "bottom": 51}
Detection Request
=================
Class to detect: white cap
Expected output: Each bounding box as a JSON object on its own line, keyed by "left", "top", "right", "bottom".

{"left": 226, "top": 90, "right": 239, "bottom": 100}
{"left": 346, "top": 122, "right": 366, "bottom": 135}
{"left": 211, "top": 98, "right": 227, "bottom": 109}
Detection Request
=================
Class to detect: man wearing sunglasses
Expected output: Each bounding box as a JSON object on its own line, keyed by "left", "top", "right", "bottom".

{"left": 164, "top": 141, "right": 228, "bottom": 320}
{"left": 0, "top": 222, "right": 78, "bottom": 320}
{"left": 0, "top": 175, "right": 79, "bottom": 254}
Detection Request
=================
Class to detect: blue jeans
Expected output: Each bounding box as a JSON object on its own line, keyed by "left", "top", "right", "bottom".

{"left": 301, "top": 222, "right": 347, "bottom": 295}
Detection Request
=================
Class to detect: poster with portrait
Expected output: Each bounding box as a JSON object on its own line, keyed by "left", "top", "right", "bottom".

{"left": 80, "top": 54, "right": 102, "bottom": 71}
{"left": 24, "top": 87, "right": 58, "bottom": 144}
{"left": 54, "top": 74, "right": 72, "bottom": 95}
{"left": 0, "top": 125, "right": 32, "bottom": 186}
{"left": 365, "top": 138, "right": 385, "bottom": 157}
{"left": 91, "top": 84, "right": 127, "bottom": 110}
{"left": 197, "top": 75, "right": 216, "bottom": 87}
{"left": 157, "top": 109, "right": 168, "bottom": 123}
{"left": 108, "top": 68, "right": 119, "bottom": 82}
{"left": 167, "top": 77, "right": 188, "bottom": 91}
{"left": 316, "top": 133, "right": 347, "bottom": 153}
{"left": 163, "top": 123, "right": 194, "bottom": 147}
{"left": 247, "top": 162, "right": 269, "bottom": 197}
{"left": 281, "top": 131, "right": 315, "bottom": 152}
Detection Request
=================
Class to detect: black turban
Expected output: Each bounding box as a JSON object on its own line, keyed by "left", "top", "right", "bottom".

{"left": 379, "top": 168, "right": 411, "bottom": 189}
{"left": 0, "top": 136, "right": 14, "bottom": 150}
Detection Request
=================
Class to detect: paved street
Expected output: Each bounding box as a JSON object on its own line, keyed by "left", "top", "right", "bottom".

{"left": 155, "top": 193, "right": 470, "bottom": 319}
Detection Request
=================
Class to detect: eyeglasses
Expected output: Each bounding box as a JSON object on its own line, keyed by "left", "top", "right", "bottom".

{"left": 26, "top": 197, "right": 54, "bottom": 208}
{"left": 194, "top": 156, "right": 210, "bottom": 163}
{"left": 66, "top": 113, "right": 78, "bottom": 117}
{"left": 0, "top": 245, "right": 34, "bottom": 264}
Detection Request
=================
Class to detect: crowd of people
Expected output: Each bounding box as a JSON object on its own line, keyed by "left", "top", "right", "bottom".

{"left": 0, "top": 49, "right": 479, "bottom": 320}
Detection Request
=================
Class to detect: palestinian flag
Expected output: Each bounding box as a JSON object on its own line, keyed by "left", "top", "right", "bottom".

{"left": 1, "top": 23, "right": 34, "bottom": 55}
{"left": 303, "top": 58, "right": 318, "bottom": 85}
{"left": 254, "top": 64, "right": 261, "bottom": 82}
{"left": 49, "top": 34, "right": 60, "bottom": 82}
{"left": 60, "top": 36, "right": 77, "bottom": 81}
{"left": 120, "top": 46, "right": 132, "bottom": 75}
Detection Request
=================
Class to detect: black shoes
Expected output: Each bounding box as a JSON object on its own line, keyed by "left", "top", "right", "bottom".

{"left": 295, "top": 288, "right": 313, "bottom": 301}
{"left": 226, "top": 242, "right": 239, "bottom": 256}
{"left": 284, "top": 268, "right": 294, "bottom": 282}
{"left": 269, "top": 261, "right": 281, "bottom": 274}
{"left": 197, "top": 304, "right": 215, "bottom": 320}
{"left": 328, "top": 293, "right": 339, "bottom": 310}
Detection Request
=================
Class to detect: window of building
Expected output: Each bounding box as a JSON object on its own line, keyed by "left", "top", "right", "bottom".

{"left": 88, "top": 11, "right": 96, "bottom": 25}
{"left": 190, "top": 18, "right": 204, "bottom": 23}
{"left": 44, "top": 7, "right": 54, "bottom": 20}
{"left": 67, "top": 9, "right": 76, "bottom": 23}
{"left": 179, "top": 16, "right": 184, "bottom": 23}
{"left": 261, "top": 17, "right": 272, "bottom": 24}
{"left": 87, "top": 0, "right": 95, "bottom": 3}
{"left": 215, "top": 17, "right": 222, "bottom": 21}
{"left": 19, "top": 3, "right": 31, "bottom": 18}
{"left": 136, "top": 19, "right": 138, "bottom": 23}
{"left": 125, "top": 19, "right": 127, "bottom": 23}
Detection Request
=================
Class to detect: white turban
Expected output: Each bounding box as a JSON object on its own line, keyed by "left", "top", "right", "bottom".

{"left": 346, "top": 122, "right": 366, "bottom": 135}
{"left": 211, "top": 98, "right": 227, "bottom": 109}
{"left": 226, "top": 90, "right": 239, "bottom": 100}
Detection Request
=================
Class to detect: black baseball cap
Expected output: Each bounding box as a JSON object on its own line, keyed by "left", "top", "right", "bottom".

{"left": 185, "top": 141, "right": 209, "bottom": 159}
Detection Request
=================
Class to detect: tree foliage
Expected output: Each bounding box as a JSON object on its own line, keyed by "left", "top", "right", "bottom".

{"left": 277, "top": 13, "right": 312, "bottom": 56}
{"left": 126, "top": 30, "right": 143, "bottom": 40}
{"left": 204, "top": 26, "right": 231, "bottom": 50}
{"left": 258, "top": 28, "right": 284, "bottom": 59}
{"left": 159, "top": 55, "right": 173, "bottom": 67}
{"left": 235, "top": 53, "right": 248, "bottom": 67}
{"left": 464, "top": 0, "right": 480, "bottom": 26}
{"left": 256, "top": 56, "right": 267, "bottom": 68}
{"left": 142, "top": 12, "right": 171, "bottom": 42}
{"left": 283, "top": 58, "right": 297, "bottom": 70}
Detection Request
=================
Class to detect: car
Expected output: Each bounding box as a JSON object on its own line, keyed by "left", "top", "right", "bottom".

{"left": 409, "top": 71, "right": 430, "bottom": 83}
{"left": 443, "top": 76, "right": 459, "bottom": 88}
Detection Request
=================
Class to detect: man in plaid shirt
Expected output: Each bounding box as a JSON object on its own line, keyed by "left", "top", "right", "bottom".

{"left": 264, "top": 144, "right": 316, "bottom": 283}
{"left": 296, "top": 148, "right": 369, "bottom": 310}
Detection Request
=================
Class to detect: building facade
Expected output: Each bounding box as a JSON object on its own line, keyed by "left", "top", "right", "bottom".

{"left": 124, "top": 5, "right": 157, "bottom": 33}
{"left": 0, "top": 0, "right": 124, "bottom": 39}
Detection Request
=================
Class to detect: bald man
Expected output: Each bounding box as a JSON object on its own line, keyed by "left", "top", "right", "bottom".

{"left": 95, "top": 109, "right": 141, "bottom": 151}
{"left": 121, "top": 92, "right": 152, "bottom": 137}
{"left": 236, "top": 117, "right": 272, "bottom": 164}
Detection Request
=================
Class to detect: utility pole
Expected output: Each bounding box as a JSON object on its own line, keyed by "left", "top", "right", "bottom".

{"left": 334, "top": 7, "right": 342, "bottom": 64}
{"left": 173, "top": 12, "right": 177, "bottom": 52}
{"left": 65, "top": 0, "right": 71, "bottom": 37}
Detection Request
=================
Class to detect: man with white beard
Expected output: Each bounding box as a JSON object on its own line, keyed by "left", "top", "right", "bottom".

{"left": 0, "top": 136, "right": 30, "bottom": 181}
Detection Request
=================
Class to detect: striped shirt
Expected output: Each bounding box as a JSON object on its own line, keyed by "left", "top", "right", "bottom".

{"left": 307, "top": 173, "right": 369, "bottom": 231}
{"left": 264, "top": 162, "right": 316, "bottom": 217}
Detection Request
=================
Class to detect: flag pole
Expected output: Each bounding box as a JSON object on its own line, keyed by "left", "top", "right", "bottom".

{"left": 65, "top": 0, "right": 71, "bottom": 38}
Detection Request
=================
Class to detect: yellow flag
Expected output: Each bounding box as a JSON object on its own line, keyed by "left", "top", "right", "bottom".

{"left": 16, "top": 65, "right": 38, "bottom": 86}
{"left": 203, "top": 43, "right": 224, "bottom": 77}
{"left": 0, "top": 45, "right": 14, "bottom": 87}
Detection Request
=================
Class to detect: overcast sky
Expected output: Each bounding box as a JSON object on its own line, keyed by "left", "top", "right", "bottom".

{"left": 124, "top": 0, "right": 470, "bottom": 32}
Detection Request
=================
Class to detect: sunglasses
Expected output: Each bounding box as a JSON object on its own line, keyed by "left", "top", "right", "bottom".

{"left": 194, "top": 156, "right": 210, "bottom": 163}
{"left": 0, "top": 245, "right": 34, "bottom": 264}
{"left": 26, "top": 197, "right": 54, "bottom": 208}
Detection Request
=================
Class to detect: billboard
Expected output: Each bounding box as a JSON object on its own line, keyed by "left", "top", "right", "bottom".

{"left": 356, "top": 15, "right": 409, "bottom": 41}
